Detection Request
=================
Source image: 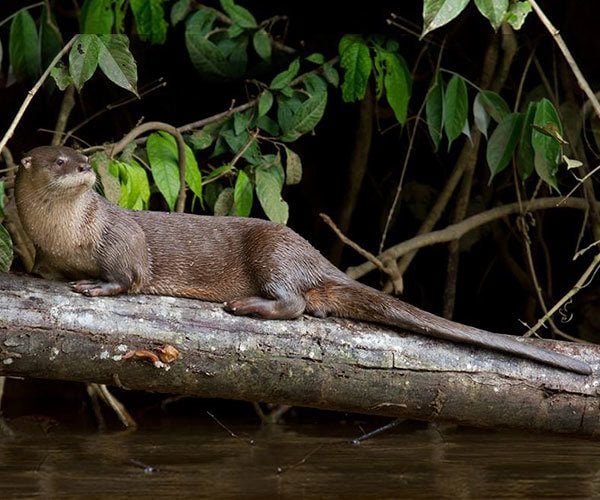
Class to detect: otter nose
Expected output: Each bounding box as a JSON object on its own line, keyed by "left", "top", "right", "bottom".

{"left": 78, "top": 163, "right": 92, "bottom": 173}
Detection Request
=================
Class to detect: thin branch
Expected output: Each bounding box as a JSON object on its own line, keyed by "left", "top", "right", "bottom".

{"left": 347, "top": 197, "right": 592, "bottom": 280}
{"left": 62, "top": 78, "right": 167, "bottom": 145}
{"left": 529, "top": 0, "right": 600, "bottom": 121}
{"left": 320, "top": 213, "right": 388, "bottom": 275}
{"left": 0, "top": 36, "right": 77, "bottom": 155}
{"left": 51, "top": 84, "right": 76, "bottom": 146}
{"left": 525, "top": 253, "right": 600, "bottom": 337}
{"left": 0, "top": 2, "right": 44, "bottom": 28}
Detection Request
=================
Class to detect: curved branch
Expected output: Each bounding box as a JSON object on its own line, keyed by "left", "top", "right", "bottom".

{"left": 347, "top": 197, "right": 590, "bottom": 280}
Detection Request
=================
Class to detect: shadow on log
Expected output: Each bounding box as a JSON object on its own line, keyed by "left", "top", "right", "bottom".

{"left": 0, "top": 273, "right": 599, "bottom": 436}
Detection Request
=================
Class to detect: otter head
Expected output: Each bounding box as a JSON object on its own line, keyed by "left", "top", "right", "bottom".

{"left": 20, "top": 146, "right": 96, "bottom": 195}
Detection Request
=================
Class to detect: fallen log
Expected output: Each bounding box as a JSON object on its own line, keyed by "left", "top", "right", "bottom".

{"left": 0, "top": 273, "right": 599, "bottom": 436}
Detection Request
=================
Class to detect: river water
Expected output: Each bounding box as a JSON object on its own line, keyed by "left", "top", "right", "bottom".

{"left": 2, "top": 415, "right": 600, "bottom": 498}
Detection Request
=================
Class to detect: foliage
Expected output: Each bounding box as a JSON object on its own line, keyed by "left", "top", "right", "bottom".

{"left": 422, "top": 0, "right": 532, "bottom": 35}
{"left": 0, "top": 0, "right": 587, "bottom": 276}
{"left": 340, "top": 35, "right": 411, "bottom": 125}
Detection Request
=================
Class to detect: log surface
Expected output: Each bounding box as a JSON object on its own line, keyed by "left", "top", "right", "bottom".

{"left": 1, "top": 274, "right": 599, "bottom": 436}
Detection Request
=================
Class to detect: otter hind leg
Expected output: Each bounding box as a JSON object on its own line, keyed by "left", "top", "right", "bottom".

{"left": 70, "top": 280, "right": 128, "bottom": 297}
{"left": 224, "top": 293, "right": 306, "bottom": 320}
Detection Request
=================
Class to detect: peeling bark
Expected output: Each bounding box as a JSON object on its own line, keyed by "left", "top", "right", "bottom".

{"left": 0, "top": 274, "right": 599, "bottom": 436}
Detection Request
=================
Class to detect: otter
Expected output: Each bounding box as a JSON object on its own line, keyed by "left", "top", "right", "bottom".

{"left": 14, "top": 145, "right": 592, "bottom": 375}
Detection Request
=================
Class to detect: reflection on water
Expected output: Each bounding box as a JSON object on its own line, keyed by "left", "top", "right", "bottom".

{"left": 2, "top": 418, "right": 600, "bottom": 498}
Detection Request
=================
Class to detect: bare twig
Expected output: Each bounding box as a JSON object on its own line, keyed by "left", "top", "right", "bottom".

{"left": 529, "top": 0, "right": 600, "bottom": 121}
{"left": 526, "top": 253, "right": 600, "bottom": 338}
{"left": 0, "top": 36, "right": 77, "bottom": 155}
{"left": 52, "top": 85, "right": 76, "bottom": 146}
{"left": 62, "top": 78, "right": 167, "bottom": 145}
{"left": 347, "top": 197, "right": 593, "bottom": 280}
{"left": 321, "top": 213, "right": 386, "bottom": 274}
{"left": 92, "top": 383, "right": 137, "bottom": 429}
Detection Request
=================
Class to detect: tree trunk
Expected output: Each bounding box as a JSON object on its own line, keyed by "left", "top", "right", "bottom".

{"left": 0, "top": 274, "right": 598, "bottom": 436}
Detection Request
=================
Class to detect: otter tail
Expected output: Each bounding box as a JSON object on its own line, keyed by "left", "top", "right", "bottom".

{"left": 308, "top": 279, "right": 591, "bottom": 375}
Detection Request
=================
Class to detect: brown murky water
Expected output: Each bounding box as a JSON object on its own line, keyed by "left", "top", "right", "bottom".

{"left": 2, "top": 418, "right": 600, "bottom": 498}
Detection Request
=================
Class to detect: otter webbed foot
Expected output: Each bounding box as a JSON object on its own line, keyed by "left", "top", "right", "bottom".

{"left": 70, "top": 280, "right": 127, "bottom": 297}
{"left": 224, "top": 294, "right": 306, "bottom": 320}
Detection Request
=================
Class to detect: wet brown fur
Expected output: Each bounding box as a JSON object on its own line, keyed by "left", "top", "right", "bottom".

{"left": 14, "top": 146, "right": 592, "bottom": 375}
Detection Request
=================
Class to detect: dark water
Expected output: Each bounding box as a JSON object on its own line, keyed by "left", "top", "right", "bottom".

{"left": 2, "top": 418, "right": 600, "bottom": 499}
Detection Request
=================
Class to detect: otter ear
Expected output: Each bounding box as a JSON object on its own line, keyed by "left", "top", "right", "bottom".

{"left": 21, "top": 156, "right": 33, "bottom": 169}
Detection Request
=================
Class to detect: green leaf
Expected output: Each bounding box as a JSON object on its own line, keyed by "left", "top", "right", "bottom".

{"left": 270, "top": 58, "right": 300, "bottom": 90}
{"left": 50, "top": 64, "right": 74, "bottom": 91}
{"left": 258, "top": 90, "right": 274, "bottom": 117}
{"left": 444, "top": 74, "right": 468, "bottom": 148}
{"left": 486, "top": 112, "right": 523, "bottom": 180}
{"left": 186, "top": 37, "right": 230, "bottom": 80}
{"left": 284, "top": 146, "right": 302, "bottom": 185}
{"left": 323, "top": 63, "right": 339, "bottom": 87}
{"left": 40, "top": 7, "right": 63, "bottom": 70}
{"left": 474, "top": 0, "right": 509, "bottom": 30}
{"left": 339, "top": 35, "right": 372, "bottom": 102}
{"left": 532, "top": 98, "right": 562, "bottom": 189}
{"left": 126, "top": 160, "right": 151, "bottom": 209}
{"left": 130, "top": 0, "right": 168, "bottom": 44}
{"left": 147, "top": 132, "right": 181, "bottom": 211}
{"left": 307, "top": 53, "right": 325, "bottom": 64}
{"left": 110, "top": 159, "right": 151, "bottom": 209}
{"left": 255, "top": 166, "right": 289, "bottom": 224}
{"left": 422, "top": 0, "right": 470, "bottom": 36}
{"left": 381, "top": 50, "right": 411, "bottom": 124}
{"left": 153, "top": 131, "right": 203, "bottom": 202}
{"left": 253, "top": 29, "right": 272, "bottom": 62}
{"left": 234, "top": 170, "right": 253, "bottom": 216}
{"left": 220, "top": 0, "right": 257, "bottom": 28}
{"left": 92, "top": 151, "right": 121, "bottom": 203}
{"left": 69, "top": 35, "right": 100, "bottom": 91}
{"left": 517, "top": 101, "right": 536, "bottom": 180}
{"left": 214, "top": 187, "right": 234, "bottom": 215}
{"left": 478, "top": 90, "right": 510, "bottom": 123}
{"left": 114, "top": 0, "right": 127, "bottom": 33}
{"left": 473, "top": 92, "right": 490, "bottom": 138}
{"left": 97, "top": 34, "right": 139, "bottom": 96}
{"left": 171, "top": 0, "right": 192, "bottom": 25}
{"left": 233, "top": 110, "right": 252, "bottom": 136}
{"left": 204, "top": 164, "right": 233, "bottom": 182}
{"left": 426, "top": 76, "right": 444, "bottom": 150}
{"left": 281, "top": 91, "right": 327, "bottom": 141}
{"left": 257, "top": 115, "right": 280, "bottom": 136}
{"left": 185, "top": 9, "right": 217, "bottom": 37}
{"left": 9, "top": 10, "right": 40, "bottom": 81}
{"left": 217, "top": 38, "right": 247, "bottom": 78}
{"left": 506, "top": 1, "right": 532, "bottom": 30}
{"left": 80, "top": 0, "right": 115, "bottom": 34}
{"left": 0, "top": 224, "right": 13, "bottom": 273}
{"left": 189, "top": 126, "right": 219, "bottom": 150}
{"left": 304, "top": 74, "right": 327, "bottom": 95}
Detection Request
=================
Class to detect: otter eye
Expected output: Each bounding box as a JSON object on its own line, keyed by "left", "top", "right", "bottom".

{"left": 56, "top": 159, "right": 64, "bottom": 167}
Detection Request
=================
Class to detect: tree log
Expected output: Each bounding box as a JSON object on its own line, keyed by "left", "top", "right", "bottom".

{"left": 0, "top": 273, "right": 599, "bottom": 436}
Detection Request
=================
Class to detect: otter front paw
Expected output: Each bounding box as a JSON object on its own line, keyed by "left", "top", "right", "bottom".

{"left": 70, "top": 280, "right": 127, "bottom": 297}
